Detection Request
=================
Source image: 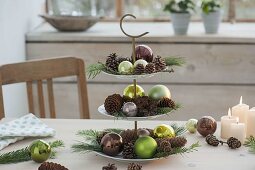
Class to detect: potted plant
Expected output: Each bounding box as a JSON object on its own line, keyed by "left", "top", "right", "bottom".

{"left": 164, "top": 0, "right": 196, "bottom": 35}
{"left": 201, "top": 0, "right": 222, "bottom": 34}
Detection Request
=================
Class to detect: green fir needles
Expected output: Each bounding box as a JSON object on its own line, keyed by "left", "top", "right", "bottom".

{"left": 244, "top": 136, "right": 255, "bottom": 154}
{"left": 86, "top": 56, "right": 185, "bottom": 79}
{"left": 0, "top": 140, "right": 64, "bottom": 164}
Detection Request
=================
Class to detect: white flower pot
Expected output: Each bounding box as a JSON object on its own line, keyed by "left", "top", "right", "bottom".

{"left": 202, "top": 10, "right": 222, "bottom": 34}
{"left": 171, "top": 13, "right": 191, "bottom": 35}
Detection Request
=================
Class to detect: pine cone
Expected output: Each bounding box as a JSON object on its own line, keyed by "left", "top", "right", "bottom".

{"left": 227, "top": 137, "right": 241, "bottom": 149}
{"left": 134, "top": 64, "right": 145, "bottom": 75}
{"left": 123, "top": 96, "right": 134, "bottom": 103}
{"left": 106, "top": 53, "right": 119, "bottom": 72}
{"left": 104, "top": 94, "right": 123, "bottom": 114}
{"left": 168, "top": 137, "right": 187, "bottom": 148}
{"left": 120, "top": 129, "right": 138, "bottom": 144}
{"left": 134, "top": 96, "right": 158, "bottom": 117}
{"left": 38, "top": 162, "right": 68, "bottom": 170}
{"left": 205, "top": 134, "right": 220, "bottom": 146}
{"left": 145, "top": 63, "right": 156, "bottom": 74}
{"left": 118, "top": 57, "right": 131, "bottom": 63}
{"left": 153, "top": 56, "right": 166, "bottom": 72}
{"left": 157, "top": 139, "right": 172, "bottom": 153}
{"left": 96, "top": 131, "right": 108, "bottom": 144}
{"left": 158, "top": 98, "right": 175, "bottom": 108}
{"left": 102, "top": 163, "right": 117, "bottom": 170}
{"left": 122, "top": 142, "right": 136, "bottom": 159}
{"left": 127, "top": 163, "right": 142, "bottom": 170}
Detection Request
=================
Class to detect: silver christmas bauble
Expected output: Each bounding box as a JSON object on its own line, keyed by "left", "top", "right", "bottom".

{"left": 137, "top": 128, "right": 150, "bottom": 137}
{"left": 122, "top": 102, "right": 137, "bottom": 117}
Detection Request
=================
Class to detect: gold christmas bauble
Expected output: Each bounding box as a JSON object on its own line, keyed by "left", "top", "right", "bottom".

{"left": 153, "top": 124, "right": 175, "bottom": 138}
{"left": 123, "top": 84, "right": 145, "bottom": 98}
{"left": 29, "top": 140, "right": 51, "bottom": 163}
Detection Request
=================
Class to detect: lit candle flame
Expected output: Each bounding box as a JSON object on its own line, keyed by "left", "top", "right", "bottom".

{"left": 228, "top": 108, "right": 231, "bottom": 117}
{"left": 239, "top": 96, "right": 243, "bottom": 104}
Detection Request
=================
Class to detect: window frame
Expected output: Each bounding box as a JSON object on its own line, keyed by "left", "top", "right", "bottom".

{"left": 46, "top": 0, "right": 255, "bottom": 23}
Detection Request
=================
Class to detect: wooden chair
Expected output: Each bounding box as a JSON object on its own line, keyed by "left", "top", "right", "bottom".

{"left": 0, "top": 57, "right": 90, "bottom": 119}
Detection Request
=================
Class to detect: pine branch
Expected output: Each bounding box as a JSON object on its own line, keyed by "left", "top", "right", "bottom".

{"left": 86, "top": 62, "right": 106, "bottom": 79}
{"left": 156, "top": 103, "right": 182, "bottom": 115}
{"left": 170, "top": 123, "right": 187, "bottom": 136}
{"left": 103, "top": 128, "right": 124, "bottom": 134}
{"left": 49, "top": 140, "right": 65, "bottom": 148}
{"left": 244, "top": 136, "right": 255, "bottom": 154}
{"left": 76, "top": 130, "right": 101, "bottom": 145}
{"left": 164, "top": 57, "right": 186, "bottom": 67}
{"left": 0, "top": 140, "right": 64, "bottom": 164}
{"left": 49, "top": 140, "right": 65, "bottom": 159}
{"left": 71, "top": 142, "right": 102, "bottom": 153}
{"left": 172, "top": 142, "right": 200, "bottom": 155}
{"left": 0, "top": 147, "right": 30, "bottom": 164}
{"left": 154, "top": 142, "right": 200, "bottom": 158}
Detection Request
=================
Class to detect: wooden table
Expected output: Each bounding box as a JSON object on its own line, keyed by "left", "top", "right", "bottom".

{"left": 0, "top": 119, "right": 254, "bottom": 170}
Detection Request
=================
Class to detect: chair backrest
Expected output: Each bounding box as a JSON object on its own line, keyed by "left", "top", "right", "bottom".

{"left": 0, "top": 57, "right": 90, "bottom": 119}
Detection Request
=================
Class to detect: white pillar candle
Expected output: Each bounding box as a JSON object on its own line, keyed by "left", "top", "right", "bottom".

{"left": 230, "top": 121, "right": 246, "bottom": 144}
{"left": 232, "top": 96, "right": 249, "bottom": 124}
{"left": 246, "top": 107, "right": 255, "bottom": 137}
{"left": 221, "top": 108, "right": 239, "bottom": 139}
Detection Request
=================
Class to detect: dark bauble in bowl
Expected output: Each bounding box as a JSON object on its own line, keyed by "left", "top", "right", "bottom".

{"left": 197, "top": 116, "right": 217, "bottom": 137}
{"left": 100, "top": 133, "right": 123, "bottom": 156}
{"left": 135, "top": 45, "right": 153, "bottom": 62}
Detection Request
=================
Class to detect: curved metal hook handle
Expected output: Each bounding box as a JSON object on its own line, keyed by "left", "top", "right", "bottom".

{"left": 120, "top": 14, "right": 149, "bottom": 38}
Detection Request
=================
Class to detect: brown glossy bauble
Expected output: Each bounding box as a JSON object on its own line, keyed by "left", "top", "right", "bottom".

{"left": 100, "top": 133, "right": 123, "bottom": 156}
{"left": 135, "top": 45, "right": 153, "bottom": 62}
{"left": 197, "top": 116, "right": 217, "bottom": 137}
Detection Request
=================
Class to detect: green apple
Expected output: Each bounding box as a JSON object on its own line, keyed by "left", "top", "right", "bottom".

{"left": 148, "top": 85, "right": 171, "bottom": 100}
{"left": 186, "top": 119, "right": 198, "bottom": 133}
{"left": 134, "top": 59, "right": 148, "bottom": 67}
{"left": 118, "top": 61, "right": 133, "bottom": 74}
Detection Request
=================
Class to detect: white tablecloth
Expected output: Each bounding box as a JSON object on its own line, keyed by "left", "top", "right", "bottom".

{"left": 0, "top": 119, "right": 254, "bottom": 170}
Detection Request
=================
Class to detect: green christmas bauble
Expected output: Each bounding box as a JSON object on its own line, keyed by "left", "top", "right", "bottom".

{"left": 186, "top": 119, "right": 198, "bottom": 133}
{"left": 148, "top": 85, "right": 171, "bottom": 100}
{"left": 153, "top": 124, "right": 175, "bottom": 138}
{"left": 134, "top": 136, "right": 157, "bottom": 159}
{"left": 118, "top": 61, "right": 133, "bottom": 74}
{"left": 123, "top": 84, "right": 145, "bottom": 98}
{"left": 134, "top": 59, "right": 148, "bottom": 67}
{"left": 29, "top": 140, "right": 51, "bottom": 163}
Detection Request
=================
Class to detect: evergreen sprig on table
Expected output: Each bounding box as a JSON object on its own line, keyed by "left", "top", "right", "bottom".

{"left": 244, "top": 136, "right": 255, "bottom": 154}
{"left": 0, "top": 140, "right": 64, "bottom": 164}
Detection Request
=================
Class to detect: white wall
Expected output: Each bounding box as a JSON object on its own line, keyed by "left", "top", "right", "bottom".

{"left": 0, "top": 0, "right": 45, "bottom": 117}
